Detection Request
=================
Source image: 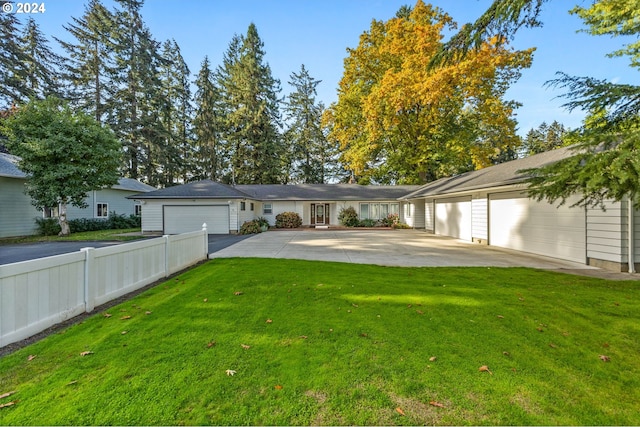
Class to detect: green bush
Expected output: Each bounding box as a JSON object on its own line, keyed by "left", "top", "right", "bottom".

{"left": 35, "top": 217, "right": 61, "bottom": 236}
{"left": 275, "top": 211, "right": 302, "bottom": 228}
{"left": 358, "top": 219, "right": 377, "bottom": 227}
{"left": 256, "top": 216, "right": 270, "bottom": 229}
{"left": 338, "top": 206, "right": 359, "bottom": 227}
{"left": 239, "top": 220, "right": 262, "bottom": 235}
{"left": 393, "top": 222, "right": 411, "bottom": 229}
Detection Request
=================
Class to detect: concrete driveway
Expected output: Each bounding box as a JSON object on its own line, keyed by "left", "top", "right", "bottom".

{"left": 210, "top": 229, "right": 602, "bottom": 272}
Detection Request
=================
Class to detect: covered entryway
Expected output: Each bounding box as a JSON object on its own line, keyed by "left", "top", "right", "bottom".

{"left": 311, "top": 203, "right": 330, "bottom": 226}
{"left": 435, "top": 197, "right": 472, "bottom": 240}
{"left": 489, "top": 192, "right": 586, "bottom": 263}
{"left": 164, "top": 205, "right": 229, "bottom": 234}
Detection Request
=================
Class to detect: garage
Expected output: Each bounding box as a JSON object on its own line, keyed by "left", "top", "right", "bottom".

{"left": 435, "top": 197, "right": 472, "bottom": 240}
{"left": 164, "top": 205, "right": 229, "bottom": 234}
{"left": 489, "top": 192, "right": 586, "bottom": 263}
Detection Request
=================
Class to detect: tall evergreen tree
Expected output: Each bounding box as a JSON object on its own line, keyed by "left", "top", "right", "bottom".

{"left": 216, "top": 24, "right": 284, "bottom": 184}
{"left": 0, "top": 11, "right": 29, "bottom": 108}
{"left": 521, "top": 120, "right": 568, "bottom": 156}
{"left": 193, "top": 56, "right": 225, "bottom": 181}
{"left": 55, "top": 0, "right": 116, "bottom": 123}
{"left": 284, "top": 65, "right": 336, "bottom": 183}
{"left": 20, "top": 18, "right": 64, "bottom": 100}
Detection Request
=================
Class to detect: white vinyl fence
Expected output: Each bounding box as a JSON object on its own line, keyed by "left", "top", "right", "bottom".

{"left": 0, "top": 226, "right": 209, "bottom": 347}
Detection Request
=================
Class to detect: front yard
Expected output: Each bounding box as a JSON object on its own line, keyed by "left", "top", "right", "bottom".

{"left": 0, "top": 258, "right": 638, "bottom": 425}
{"left": 0, "top": 228, "right": 146, "bottom": 245}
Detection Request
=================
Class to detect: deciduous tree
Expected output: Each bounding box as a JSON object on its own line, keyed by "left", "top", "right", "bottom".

{"left": 1, "top": 97, "right": 121, "bottom": 235}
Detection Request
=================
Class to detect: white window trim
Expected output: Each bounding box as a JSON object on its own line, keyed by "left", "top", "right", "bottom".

{"left": 263, "top": 203, "right": 273, "bottom": 215}
{"left": 96, "top": 202, "right": 109, "bottom": 218}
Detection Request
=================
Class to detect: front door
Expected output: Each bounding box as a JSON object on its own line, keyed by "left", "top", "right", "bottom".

{"left": 311, "top": 203, "right": 330, "bottom": 225}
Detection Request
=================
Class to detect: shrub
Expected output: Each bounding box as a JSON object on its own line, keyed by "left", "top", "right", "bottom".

{"left": 239, "top": 220, "right": 262, "bottom": 235}
{"left": 35, "top": 217, "right": 61, "bottom": 236}
{"left": 275, "top": 211, "right": 302, "bottom": 228}
{"left": 393, "top": 222, "right": 411, "bottom": 229}
{"left": 256, "top": 216, "right": 270, "bottom": 229}
{"left": 338, "top": 206, "right": 359, "bottom": 227}
{"left": 358, "top": 219, "right": 377, "bottom": 227}
{"left": 381, "top": 213, "right": 399, "bottom": 227}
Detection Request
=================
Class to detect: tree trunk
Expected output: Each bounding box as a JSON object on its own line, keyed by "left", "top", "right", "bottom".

{"left": 58, "top": 201, "right": 71, "bottom": 236}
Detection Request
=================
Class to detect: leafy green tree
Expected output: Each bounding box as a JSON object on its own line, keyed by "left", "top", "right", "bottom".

{"left": 216, "top": 24, "right": 284, "bottom": 184}
{"left": 193, "top": 56, "right": 225, "bottom": 181}
{"left": 521, "top": 120, "right": 568, "bottom": 156}
{"left": 0, "top": 97, "right": 121, "bottom": 235}
{"left": 284, "top": 65, "right": 337, "bottom": 183}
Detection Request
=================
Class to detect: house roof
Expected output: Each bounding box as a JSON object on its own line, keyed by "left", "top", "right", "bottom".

{"left": 128, "top": 180, "right": 253, "bottom": 199}
{"left": 0, "top": 153, "right": 26, "bottom": 178}
{"left": 401, "top": 146, "right": 575, "bottom": 199}
{"left": 0, "top": 152, "right": 154, "bottom": 192}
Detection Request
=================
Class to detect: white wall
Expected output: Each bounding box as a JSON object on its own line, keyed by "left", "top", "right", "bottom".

{"left": 586, "top": 200, "right": 626, "bottom": 264}
{"left": 140, "top": 199, "right": 247, "bottom": 233}
{"left": 472, "top": 194, "right": 488, "bottom": 241}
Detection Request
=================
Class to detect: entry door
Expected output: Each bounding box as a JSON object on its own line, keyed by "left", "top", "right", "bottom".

{"left": 311, "top": 203, "right": 329, "bottom": 225}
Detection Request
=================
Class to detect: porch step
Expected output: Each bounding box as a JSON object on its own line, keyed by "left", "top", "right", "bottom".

{"left": 315, "top": 225, "right": 329, "bottom": 229}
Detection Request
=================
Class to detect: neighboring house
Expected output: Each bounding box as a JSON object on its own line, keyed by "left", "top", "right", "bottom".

{"left": 129, "top": 147, "right": 640, "bottom": 272}
{"left": 128, "top": 181, "right": 420, "bottom": 235}
{"left": 0, "top": 152, "right": 155, "bottom": 238}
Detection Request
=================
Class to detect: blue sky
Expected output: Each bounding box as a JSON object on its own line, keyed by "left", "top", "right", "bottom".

{"left": 25, "top": 0, "right": 638, "bottom": 136}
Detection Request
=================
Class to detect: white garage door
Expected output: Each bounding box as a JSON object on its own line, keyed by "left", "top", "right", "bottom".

{"left": 435, "top": 197, "right": 472, "bottom": 240}
{"left": 164, "top": 205, "right": 229, "bottom": 234}
{"left": 489, "top": 192, "right": 585, "bottom": 263}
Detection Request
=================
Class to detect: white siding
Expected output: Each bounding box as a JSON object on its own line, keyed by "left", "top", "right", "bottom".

{"left": 141, "top": 201, "right": 163, "bottom": 232}
{"left": 411, "top": 201, "right": 425, "bottom": 229}
{"left": 424, "top": 199, "right": 435, "bottom": 232}
{"left": 490, "top": 192, "right": 586, "bottom": 263}
{"left": 140, "top": 200, "right": 241, "bottom": 233}
{"left": 586, "top": 201, "right": 625, "bottom": 264}
{"left": 472, "top": 195, "right": 488, "bottom": 241}
{"left": 0, "top": 177, "right": 40, "bottom": 237}
{"left": 435, "top": 197, "right": 472, "bottom": 240}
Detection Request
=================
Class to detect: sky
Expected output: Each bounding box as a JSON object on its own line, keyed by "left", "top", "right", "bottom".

{"left": 14, "top": 0, "right": 639, "bottom": 136}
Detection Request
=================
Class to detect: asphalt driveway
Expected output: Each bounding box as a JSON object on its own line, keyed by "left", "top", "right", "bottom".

{"left": 210, "top": 229, "right": 609, "bottom": 273}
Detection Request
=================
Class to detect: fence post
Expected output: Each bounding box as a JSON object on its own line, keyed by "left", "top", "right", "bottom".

{"left": 81, "top": 247, "right": 95, "bottom": 312}
{"left": 163, "top": 235, "right": 170, "bottom": 277}
{"left": 202, "top": 222, "right": 208, "bottom": 259}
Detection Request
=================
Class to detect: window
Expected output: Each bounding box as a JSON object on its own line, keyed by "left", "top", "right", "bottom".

{"left": 359, "top": 203, "right": 399, "bottom": 220}
{"left": 97, "top": 203, "right": 108, "bottom": 218}
{"left": 404, "top": 203, "right": 412, "bottom": 218}
{"left": 43, "top": 206, "right": 59, "bottom": 218}
{"left": 250, "top": 203, "right": 254, "bottom": 211}
{"left": 240, "top": 201, "right": 246, "bottom": 211}
{"left": 263, "top": 203, "right": 273, "bottom": 215}
{"left": 135, "top": 204, "right": 142, "bottom": 216}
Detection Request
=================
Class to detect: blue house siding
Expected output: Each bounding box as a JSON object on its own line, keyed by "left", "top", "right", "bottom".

{"left": 0, "top": 177, "right": 41, "bottom": 238}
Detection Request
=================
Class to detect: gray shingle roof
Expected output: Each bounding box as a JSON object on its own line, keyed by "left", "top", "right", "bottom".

{"left": 0, "top": 153, "right": 26, "bottom": 178}
{"left": 236, "top": 184, "right": 421, "bottom": 201}
{"left": 113, "top": 178, "right": 155, "bottom": 193}
{"left": 401, "top": 146, "right": 575, "bottom": 199}
{"left": 129, "top": 180, "right": 253, "bottom": 199}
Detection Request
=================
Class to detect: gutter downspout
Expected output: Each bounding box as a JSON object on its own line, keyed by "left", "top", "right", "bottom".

{"left": 629, "top": 195, "right": 635, "bottom": 273}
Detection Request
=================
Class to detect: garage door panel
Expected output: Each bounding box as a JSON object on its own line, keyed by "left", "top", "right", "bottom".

{"left": 164, "top": 205, "right": 229, "bottom": 234}
{"left": 489, "top": 192, "right": 585, "bottom": 263}
{"left": 435, "top": 197, "right": 472, "bottom": 241}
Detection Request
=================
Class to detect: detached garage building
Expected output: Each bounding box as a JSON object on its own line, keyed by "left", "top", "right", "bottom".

{"left": 402, "top": 147, "right": 639, "bottom": 272}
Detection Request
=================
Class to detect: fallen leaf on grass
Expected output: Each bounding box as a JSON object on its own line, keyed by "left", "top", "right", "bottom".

{"left": 395, "top": 407, "right": 405, "bottom": 416}
{"left": 27, "top": 355, "right": 36, "bottom": 361}
{"left": 266, "top": 319, "right": 273, "bottom": 323}
{"left": 497, "top": 315, "right": 504, "bottom": 319}
{"left": 234, "top": 291, "right": 243, "bottom": 296}
{"left": 145, "top": 311, "right": 152, "bottom": 315}
{"left": 121, "top": 331, "right": 128, "bottom": 335}
{"left": 66, "top": 381, "right": 78, "bottom": 386}
{"left": 352, "top": 303, "right": 359, "bottom": 308}
{"left": 274, "top": 385, "right": 283, "bottom": 390}
{"left": 80, "top": 351, "right": 94, "bottom": 356}
{"left": 241, "top": 344, "right": 251, "bottom": 349}
{"left": 429, "top": 356, "right": 437, "bottom": 362}
{"left": 0, "top": 401, "right": 16, "bottom": 409}
{"left": 600, "top": 355, "right": 610, "bottom": 362}
{"left": 103, "top": 313, "right": 112, "bottom": 318}
{"left": 120, "top": 315, "right": 131, "bottom": 320}
{"left": 203, "top": 298, "right": 208, "bottom": 302}
{"left": 0, "top": 391, "right": 16, "bottom": 400}
{"left": 416, "top": 309, "right": 424, "bottom": 315}
{"left": 225, "top": 369, "right": 236, "bottom": 376}
{"left": 479, "top": 365, "right": 493, "bottom": 375}
{"left": 299, "top": 335, "right": 308, "bottom": 339}
{"left": 429, "top": 401, "right": 445, "bottom": 408}
{"left": 207, "top": 341, "right": 216, "bottom": 348}
{"left": 548, "top": 343, "right": 557, "bottom": 348}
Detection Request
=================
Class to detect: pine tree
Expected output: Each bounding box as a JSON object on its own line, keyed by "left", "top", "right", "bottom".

{"left": 284, "top": 65, "right": 336, "bottom": 183}
{"left": 20, "top": 18, "right": 64, "bottom": 100}
{"left": 193, "top": 56, "right": 225, "bottom": 181}
{"left": 0, "top": 12, "right": 29, "bottom": 108}
{"left": 521, "top": 120, "right": 568, "bottom": 156}
{"left": 216, "top": 24, "right": 284, "bottom": 184}
{"left": 55, "top": 0, "right": 116, "bottom": 123}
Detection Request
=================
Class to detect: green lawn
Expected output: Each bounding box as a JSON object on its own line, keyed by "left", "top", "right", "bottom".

{"left": 1, "top": 258, "right": 639, "bottom": 425}
{"left": 0, "top": 228, "right": 146, "bottom": 245}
